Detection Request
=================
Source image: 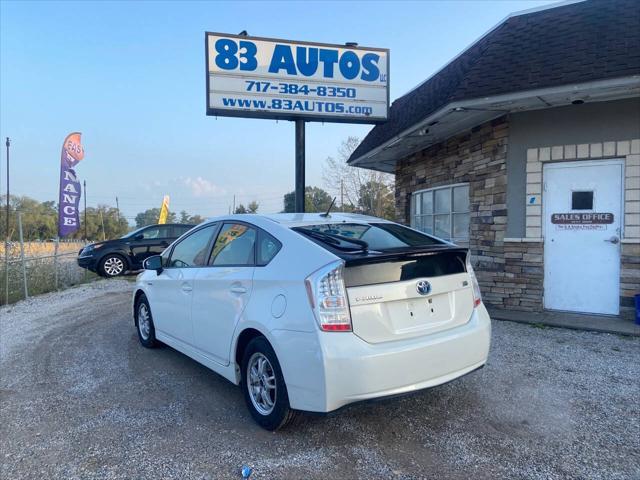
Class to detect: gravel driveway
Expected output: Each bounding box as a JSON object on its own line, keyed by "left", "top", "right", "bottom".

{"left": 1, "top": 280, "right": 638, "bottom": 479}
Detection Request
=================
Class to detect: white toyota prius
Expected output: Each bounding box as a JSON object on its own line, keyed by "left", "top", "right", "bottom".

{"left": 133, "top": 213, "right": 491, "bottom": 430}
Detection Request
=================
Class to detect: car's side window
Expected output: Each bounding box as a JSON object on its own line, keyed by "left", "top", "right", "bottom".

{"left": 141, "top": 227, "right": 161, "bottom": 239}
{"left": 209, "top": 223, "right": 256, "bottom": 266}
{"left": 157, "top": 226, "right": 172, "bottom": 239}
{"left": 168, "top": 225, "right": 217, "bottom": 268}
{"left": 257, "top": 230, "right": 282, "bottom": 266}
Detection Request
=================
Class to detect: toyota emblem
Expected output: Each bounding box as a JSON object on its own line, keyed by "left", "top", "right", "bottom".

{"left": 416, "top": 280, "right": 431, "bottom": 295}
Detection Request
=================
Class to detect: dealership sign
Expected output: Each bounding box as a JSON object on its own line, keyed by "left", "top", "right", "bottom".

{"left": 205, "top": 32, "right": 389, "bottom": 123}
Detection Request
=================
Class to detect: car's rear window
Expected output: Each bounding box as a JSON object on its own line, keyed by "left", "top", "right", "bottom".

{"left": 294, "top": 222, "right": 443, "bottom": 251}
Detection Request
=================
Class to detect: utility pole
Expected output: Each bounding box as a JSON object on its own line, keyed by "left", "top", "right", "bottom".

{"left": 232, "top": 195, "right": 236, "bottom": 214}
{"left": 115, "top": 196, "right": 120, "bottom": 221}
{"left": 340, "top": 179, "right": 344, "bottom": 213}
{"left": 4, "top": 137, "right": 10, "bottom": 305}
{"left": 83, "top": 180, "right": 87, "bottom": 241}
{"left": 99, "top": 210, "right": 106, "bottom": 241}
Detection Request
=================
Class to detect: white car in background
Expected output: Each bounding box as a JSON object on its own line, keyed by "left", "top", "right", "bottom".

{"left": 133, "top": 213, "right": 491, "bottom": 430}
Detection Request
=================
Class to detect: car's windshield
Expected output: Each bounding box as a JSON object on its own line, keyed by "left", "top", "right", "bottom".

{"left": 293, "top": 222, "right": 443, "bottom": 251}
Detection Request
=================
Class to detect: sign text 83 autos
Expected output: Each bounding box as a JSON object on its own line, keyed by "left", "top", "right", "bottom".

{"left": 206, "top": 33, "right": 389, "bottom": 123}
{"left": 214, "top": 38, "right": 384, "bottom": 82}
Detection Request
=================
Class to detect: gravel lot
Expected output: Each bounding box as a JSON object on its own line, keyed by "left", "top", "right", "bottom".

{"left": 1, "top": 280, "right": 639, "bottom": 479}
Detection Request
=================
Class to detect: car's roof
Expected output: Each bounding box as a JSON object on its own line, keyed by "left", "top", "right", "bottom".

{"left": 204, "top": 213, "right": 394, "bottom": 227}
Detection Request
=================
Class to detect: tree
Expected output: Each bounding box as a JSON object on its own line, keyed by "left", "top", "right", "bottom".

{"left": 323, "top": 137, "right": 395, "bottom": 219}
{"left": 283, "top": 186, "right": 333, "bottom": 213}
{"left": 73, "top": 205, "right": 128, "bottom": 240}
{"left": 0, "top": 195, "right": 58, "bottom": 240}
{"left": 247, "top": 200, "right": 259, "bottom": 213}
{"left": 358, "top": 181, "right": 395, "bottom": 218}
{"left": 179, "top": 210, "right": 205, "bottom": 225}
{"left": 234, "top": 201, "right": 259, "bottom": 214}
{"left": 135, "top": 208, "right": 176, "bottom": 228}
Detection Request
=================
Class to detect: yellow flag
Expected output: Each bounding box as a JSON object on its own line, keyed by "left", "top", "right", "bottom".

{"left": 158, "top": 195, "right": 170, "bottom": 224}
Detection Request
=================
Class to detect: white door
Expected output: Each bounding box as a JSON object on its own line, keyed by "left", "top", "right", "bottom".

{"left": 191, "top": 223, "right": 256, "bottom": 364}
{"left": 152, "top": 224, "right": 219, "bottom": 343}
{"left": 543, "top": 160, "right": 623, "bottom": 315}
{"left": 151, "top": 267, "right": 198, "bottom": 342}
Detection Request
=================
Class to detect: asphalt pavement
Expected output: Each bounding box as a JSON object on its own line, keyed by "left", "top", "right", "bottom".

{"left": 1, "top": 280, "right": 638, "bottom": 479}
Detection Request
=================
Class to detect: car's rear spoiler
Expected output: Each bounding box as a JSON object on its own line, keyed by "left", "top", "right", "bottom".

{"left": 341, "top": 246, "right": 469, "bottom": 288}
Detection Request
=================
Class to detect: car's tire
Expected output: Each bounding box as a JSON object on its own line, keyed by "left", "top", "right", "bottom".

{"left": 241, "top": 336, "right": 299, "bottom": 430}
{"left": 135, "top": 293, "right": 158, "bottom": 348}
{"left": 98, "top": 253, "right": 128, "bottom": 277}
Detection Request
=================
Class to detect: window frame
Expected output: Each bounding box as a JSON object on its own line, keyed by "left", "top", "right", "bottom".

{"left": 208, "top": 221, "right": 258, "bottom": 268}
{"left": 410, "top": 183, "right": 470, "bottom": 243}
{"left": 164, "top": 223, "right": 220, "bottom": 269}
{"left": 165, "top": 220, "right": 283, "bottom": 269}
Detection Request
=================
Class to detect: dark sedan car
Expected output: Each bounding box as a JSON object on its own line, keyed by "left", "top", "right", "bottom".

{"left": 78, "top": 223, "right": 195, "bottom": 277}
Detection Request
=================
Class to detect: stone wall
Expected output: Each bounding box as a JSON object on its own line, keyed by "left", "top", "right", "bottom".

{"left": 395, "top": 116, "right": 544, "bottom": 311}
{"left": 621, "top": 243, "right": 640, "bottom": 319}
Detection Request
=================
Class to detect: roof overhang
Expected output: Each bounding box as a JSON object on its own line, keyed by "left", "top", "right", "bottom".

{"left": 349, "top": 75, "right": 640, "bottom": 173}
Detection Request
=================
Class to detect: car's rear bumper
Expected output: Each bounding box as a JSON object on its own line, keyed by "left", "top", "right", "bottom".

{"left": 273, "top": 304, "right": 491, "bottom": 413}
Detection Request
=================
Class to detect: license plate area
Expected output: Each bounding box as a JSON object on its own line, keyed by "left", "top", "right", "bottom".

{"left": 391, "top": 293, "right": 453, "bottom": 333}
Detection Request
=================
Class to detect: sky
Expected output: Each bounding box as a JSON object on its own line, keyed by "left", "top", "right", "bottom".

{"left": 0, "top": 0, "right": 556, "bottom": 223}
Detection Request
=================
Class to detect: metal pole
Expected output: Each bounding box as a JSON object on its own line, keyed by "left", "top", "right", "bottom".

{"left": 340, "top": 179, "right": 344, "bottom": 212}
{"left": 54, "top": 237, "right": 59, "bottom": 291}
{"left": 83, "top": 180, "right": 87, "bottom": 241}
{"left": 115, "top": 196, "right": 120, "bottom": 222}
{"left": 17, "top": 212, "right": 27, "bottom": 299}
{"left": 295, "top": 119, "right": 305, "bottom": 213}
{"left": 5, "top": 137, "right": 10, "bottom": 305}
{"left": 100, "top": 210, "right": 106, "bottom": 241}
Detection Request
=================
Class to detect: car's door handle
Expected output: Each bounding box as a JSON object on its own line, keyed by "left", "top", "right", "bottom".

{"left": 230, "top": 286, "right": 247, "bottom": 294}
{"left": 604, "top": 236, "right": 620, "bottom": 244}
{"left": 181, "top": 283, "right": 193, "bottom": 293}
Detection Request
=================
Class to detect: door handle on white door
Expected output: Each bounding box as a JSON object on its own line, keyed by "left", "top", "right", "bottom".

{"left": 604, "top": 236, "right": 620, "bottom": 244}
{"left": 181, "top": 283, "right": 193, "bottom": 293}
{"left": 230, "top": 286, "right": 247, "bottom": 294}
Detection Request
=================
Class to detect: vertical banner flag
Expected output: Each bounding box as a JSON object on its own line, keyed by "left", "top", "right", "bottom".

{"left": 158, "top": 195, "right": 170, "bottom": 224}
{"left": 58, "top": 132, "right": 85, "bottom": 237}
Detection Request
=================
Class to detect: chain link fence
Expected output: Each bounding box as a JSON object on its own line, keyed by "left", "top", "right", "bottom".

{"left": 1, "top": 241, "right": 100, "bottom": 306}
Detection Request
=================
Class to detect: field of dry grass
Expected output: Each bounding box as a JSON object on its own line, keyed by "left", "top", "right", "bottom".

{"left": 0, "top": 241, "right": 95, "bottom": 305}
{"left": 0, "top": 241, "right": 85, "bottom": 258}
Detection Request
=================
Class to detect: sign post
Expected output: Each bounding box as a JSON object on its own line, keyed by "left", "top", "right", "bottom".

{"left": 205, "top": 32, "right": 389, "bottom": 212}
{"left": 295, "top": 119, "right": 305, "bottom": 212}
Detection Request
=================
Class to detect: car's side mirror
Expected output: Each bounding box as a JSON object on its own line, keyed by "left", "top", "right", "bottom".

{"left": 134, "top": 233, "right": 144, "bottom": 241}
{"left": 143, "top": 255, "right": 163, "bottom": 274}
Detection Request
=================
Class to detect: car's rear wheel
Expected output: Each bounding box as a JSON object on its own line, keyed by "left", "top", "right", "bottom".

{"left": 241, "top": 336, "right": 298, "bottom": 430}
{"left": 135, "top": 294, "right": 158, "bottom": 348}
{"left": 99, "top": 254, "right": 127, "bottom": 277}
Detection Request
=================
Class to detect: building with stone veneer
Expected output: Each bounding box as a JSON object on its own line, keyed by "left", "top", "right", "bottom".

{"left": 349, "top": 0, "right": 640, "bottom": 319}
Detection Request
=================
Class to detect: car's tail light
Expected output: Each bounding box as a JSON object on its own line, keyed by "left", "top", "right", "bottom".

{"left": 305, "top": 260, "right": 352, "bottom": 332}
{"left": 466, "top": 254, "right": 482, "bottom": 308}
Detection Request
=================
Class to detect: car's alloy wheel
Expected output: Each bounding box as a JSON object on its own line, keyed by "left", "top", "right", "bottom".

{"left": 247, "top": 352, "right": 277, "bottom": 415}
{"left": 241, "top": 336, "right": 299, "bottom": 430}
{"left": 138, "top": 302, "right": 151, "bottom": 341}
{"left": 135, "top": 294, "right": 158, "bottom": 348}
{"left": 102, "top": 255, "right": 125, "bottom": 277}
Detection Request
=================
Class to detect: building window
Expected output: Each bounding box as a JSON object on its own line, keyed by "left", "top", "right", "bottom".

{"left": 411, "top": 184, "right": 470, "bottom": 242}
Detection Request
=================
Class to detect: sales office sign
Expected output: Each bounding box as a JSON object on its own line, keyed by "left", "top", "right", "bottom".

{"left": 551, "top": 212, "right": 614, "bottom": 231}
{"left": 205, "top": 32, "right": 389, "bottom": 123}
